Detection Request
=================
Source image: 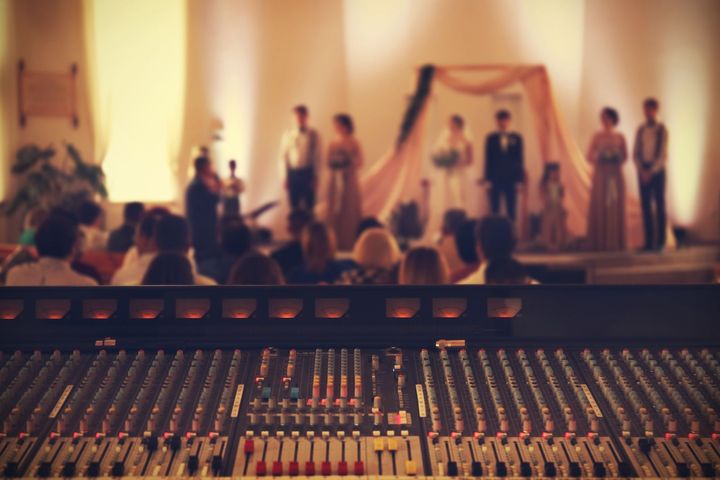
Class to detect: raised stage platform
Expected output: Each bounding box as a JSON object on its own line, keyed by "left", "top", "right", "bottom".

{"left": 517, "top": 245, "right": 719, "bottom": 284}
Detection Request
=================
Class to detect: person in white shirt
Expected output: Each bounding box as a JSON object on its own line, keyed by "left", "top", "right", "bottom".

{"left": 6, "top": 215, "right": 97, "bottom": 286}
{"left": 111, "top": 211, "right": 163, "bottom": 285}
{"left": 633, "top": 97, "right": 668, "bottom": 251}
{"left": 112, "top": 211, "right": 215, "bottom": 285}
{"left": 280, "top": 104, "right": 321, "bottom": 211}
{"left": 77, "top": 200, "right": 108, "bottom": 251}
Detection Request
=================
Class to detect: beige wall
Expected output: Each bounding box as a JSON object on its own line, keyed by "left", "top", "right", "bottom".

{"left": 1, "top": 0, "right": 718, "bottom": 241}
{"left": 1, "top": 0, "right": 94, "bottom": 241}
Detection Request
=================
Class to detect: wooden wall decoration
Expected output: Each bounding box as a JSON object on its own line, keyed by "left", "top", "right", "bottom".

{"left": 17, "top": 60, "right": 79, "bottom": 128}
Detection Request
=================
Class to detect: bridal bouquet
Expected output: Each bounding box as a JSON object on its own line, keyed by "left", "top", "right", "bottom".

{"left": 329, "top": 151, "right": 352, "bottom": 170}
{"left": 432, "top": 149, "right": 460, "bottom": 169}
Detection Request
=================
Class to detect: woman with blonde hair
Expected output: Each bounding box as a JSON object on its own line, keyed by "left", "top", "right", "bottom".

{"left": 287, "top": 221, "right": 352, "bottom": 284}
{"left": 340, "top": 227, "right": 401, "bottom": 284}
{"left": 399, "top": 246, "right": 450, "bottom": 285}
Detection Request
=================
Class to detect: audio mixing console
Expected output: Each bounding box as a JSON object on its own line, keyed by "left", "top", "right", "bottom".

{"left": 0, "top": 284, "right": 718, "bottom": 478}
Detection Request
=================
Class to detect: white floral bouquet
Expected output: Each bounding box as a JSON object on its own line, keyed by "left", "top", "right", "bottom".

{"left": 432, "top": 149, "right": 460, "bottom": 169}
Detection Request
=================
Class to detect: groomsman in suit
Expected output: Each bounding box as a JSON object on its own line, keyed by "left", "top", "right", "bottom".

{"left": 482, "top": 110, "right": 525, "bottom": 221}
{"left": 280, "top": 105, "right": 321, "bottom": 211}
{"left": 633, "top": 97, "right": 668, "bottom": 251}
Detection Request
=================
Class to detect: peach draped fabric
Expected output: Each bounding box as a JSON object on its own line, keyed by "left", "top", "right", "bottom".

{"left": 355, "top": 64, "right": 642, "bottom": 246}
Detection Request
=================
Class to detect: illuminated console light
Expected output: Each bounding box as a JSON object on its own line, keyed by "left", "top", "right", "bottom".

{"left": 83, "top": 299, "right": 118, "bottom": 319}
{"left": 432, "top": 298, "right": 467, "bottom": 318}
{"left": 315, "top": 298, "right": 349, "bottom": 319}
{"left": 129, "top": 299, "right": 164, "bottom": 320}
{"left": 36, "top": 299, "right": 71, "bottom": 320}
{"left": 386, "top": 298, "right": 420, "bottom": 319}
{"left": 176, "top": 298, "right": 210, "bottom": 319}
{"left": 487, "top": 298, "right": 522, "bottom": 318}
{"left": 0, "top": 299, "right": 23, "bottom": 320}
{"left": 222, "top": 299, "right": 257, "bottom": 319}
{"left": 269, "top": 299, "right": 302, "bottom": 319}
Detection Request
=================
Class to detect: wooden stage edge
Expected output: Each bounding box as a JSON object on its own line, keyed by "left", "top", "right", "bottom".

{"left": 516, "top": 245, "right": 719, "bottom": 284}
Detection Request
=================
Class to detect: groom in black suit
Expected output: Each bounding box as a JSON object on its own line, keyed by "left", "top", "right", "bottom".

{"left": 483, "top": 110, "right": 524, "bottom": 221}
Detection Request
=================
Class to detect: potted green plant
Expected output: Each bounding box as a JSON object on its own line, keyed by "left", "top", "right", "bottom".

{"left": 1, "top": 143, "right": 107, "bottom": 218}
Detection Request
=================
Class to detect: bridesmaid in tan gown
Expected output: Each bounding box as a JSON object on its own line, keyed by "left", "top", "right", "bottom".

{"left": 326, "top": 114, "right": 363, "bottom": 251}
{"left": 586, "top": 107, "right": 627, "bottom": 251}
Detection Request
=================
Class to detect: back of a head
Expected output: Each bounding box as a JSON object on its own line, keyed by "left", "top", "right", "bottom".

{"left": 301, "top": 222, "right": 335, "bottom": 273}
{"left": 485, "top": 258, "right": 528, "bottom": 285}
{"left": 476, "top": 215, "right": 516, "bottom": 262}
{"left": 124, "top": 202, "right": 145, "bottom": 224}
{"left": 142, "top": 253, "right": 194, "bottom": 285}
{"left": 193, "top": 156, "right": 210, "bottom": 175}
{"left": 399, "top": 246, "right": 449, "bottom": 285}
{"left": 454, "top": 220, "right": 479, "bottom": 265}
{"left": 288, "top": 209, "right": 313, "bottom": 237}
{"left": 356, "top": 217, "right": 384, "bottom": 239}
{"left": 228, "top": 252, "right": 285, "bottom": 285}
{"left": 221, "top": 220, "right": 252, "bottom": 256}
{"left": 353, "top": 227, "right": 400, "bottom": 270}
{"left": 77, "top": 201, "right": 102, "bottom": 226}
{"left": 35, "top": 215, "right": 78, "bottom": 259}
{"left": 442, "top": 209, "right": 467, "bottom": 235}
{"left": 155, "top": 214, "right": 190, "bottom": 253}
{"left": 137, "top": 209, "right": 169, "bottom": 240}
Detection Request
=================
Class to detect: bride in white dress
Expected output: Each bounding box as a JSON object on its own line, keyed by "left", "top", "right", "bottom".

{"left": 431, "top": 114, "right": 474, "bottom": 212}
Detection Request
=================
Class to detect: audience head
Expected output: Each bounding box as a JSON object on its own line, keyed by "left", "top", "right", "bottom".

{"left": 399, "top": 246, "right": 450, "bottom": 285}
{"left": 601, "top": 107, "right": 619, "bottom": 128}
{"left": 77, "top": 200, "right": 102, "bottom": 227}
{"left": 155, "top": 214, "right": 191, "bottom": 254}
{"left": 123, "top": 202, "right": 145, "bottom": 225}
{"left": 643, "top": 97, "right": 659, "bottom": 121}
{"left": 495, "top": 109, "right": 511, "bottom": 131}
{"left": 454, "top": 219, "right": 479, "bottom": 265}
{"left": 228, "top": 252, "right": 285, "bottom": 285}
{"left": 229, "top": 159, "right": 237, "bottom": 173}
{"left": 133, "top": 207, "right": 169, "bottom": 251}
{"left": 356, "top": 216, "right": 384, "bottom": 239}
{"left": 475, "top": 215, "right": 516, "bottom": 263}
{"left": 142, "top": 253, "right": 195, "bottom": 285}
{"left": 193, "top": 156, "right": 212, "bottom": 177}
{"left": 353, "top": 227, "right": 401, "bottom": 270}
{"left": 301, "top": 221, "right": 336, "bottom": 273}
{"left": 441, "top": 209, "right": 467, "bottom": 236}
{"left": 293, "top": 104, "right": 309, "bottom": 127}
{"left": 221, "top": 219, "right": 252, "bottom": 257}
{"left": 333, "top": 113, "right": 354, "bottom": 136}
{"left": 485, "top": 258, "right": 529, "bottom": 285}
{"left": 35, "top": 215, "right": 79, "bottom": 260}
{"left": 449, "top": 114, "right": 464, "bottom": 133}
{"left": 287, "top": 209, "right": 314, "bottom": 238}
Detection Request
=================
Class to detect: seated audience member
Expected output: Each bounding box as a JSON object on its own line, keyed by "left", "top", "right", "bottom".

{"left": 287, "top": 222, "right": 352, "bottom": 284}
{"left": 111, "top": 210, "right": 165, "bottom": 285}
{"left": 485, "top": 257, "right": 530, "bottom": 285}
{"left": 107, "top": 202, "right": 145, "bottom": 252}
{"left": 18, "top": 207, "right": 48, "bottom": 246}
{"left": 458, "top": 215, "right": 518, "bottom": 284}
{"left": 198, "top": 219, "right": 253, "bottom": 284}
{"left": 437, "top": 209, "right": 467, "bottom": 273}
{"left": 340, "top": 227, "right": 401, "bottom": 285}
{"left": 228, "top": 252, "right": 286, "bottom": 285}
{"left": 154, "top": 214, "right": 217, "bottom": 285}
{"left": 271, "top": 209, "right": 313, "bottom": 275}
{"left": 356, "top": 216, "right": 384, "bottom": 240}
{"left": 450, "top": 219, "right": 480, "bottom": 282}
{"left": 77, "top": 200, "right": 107, "bottom": 250}
{"left": 399, "top": 246, "right": 450, "bottom": 285}
{"left": 142, "top": 253, "right": 195, "bottom": 285}
{"left": 6, "top": 215, "right": 97, "bottom": 286}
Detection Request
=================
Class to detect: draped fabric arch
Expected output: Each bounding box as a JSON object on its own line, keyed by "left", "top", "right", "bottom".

{"left": 355, "top": 64, "right": 643, "bottom": 247}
